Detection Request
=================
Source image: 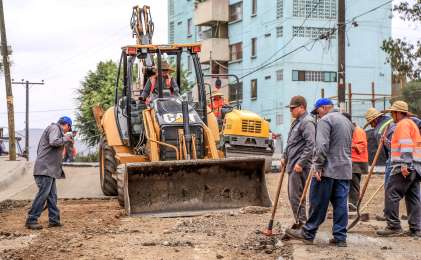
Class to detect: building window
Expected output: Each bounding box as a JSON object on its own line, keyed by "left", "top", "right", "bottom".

{"left": 323, "top": 71, "right": 337, "bottom": 82}
{"left": 169, "top": 21, "right": 175, "bottom": 43}
{"left": 187, "top": 18, "right": 192, "bottom": 36}
{"left": 229, "top": 82, "right": 243, "bottom": 102}
{"left": 169, "top": 0, "right": 174, "bottom": 16}
{"left": 251, "top": 0, "right": 257, "bottom": 16}
{"left": 276, "top": 112, "right": 283, "bottom": 126}
{"left": 251, "top": 37, "right": 257, "bottom": 58}
{"left": 250, "top": 79, "right": 257, "bottom": 100}
{"left": 276, "top": 0, "right": 283, "bottom": 18}
{"left": 276, "top": 69, "right": 283, "bottom": 81}
{"left": 292, "top": 70, "right": 337, "bottom": 82}
{"left": 229, "top": 42, "right": 243, "bottom": 61}
{"left": 229, "top": 2, "right": 243, "bottom": 22}
{"left": 293, "top": 0, "right": 336, "bottom": 19}
{"left": 276, "top": 26, "right": 283, "bottom": 37}
{"left": 292, "top": 26, "right": 335, "bottom": 39}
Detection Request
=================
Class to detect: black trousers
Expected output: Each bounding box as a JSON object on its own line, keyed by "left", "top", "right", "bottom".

{"left": 385, "top": 171, "right": 421, "bottom": 231}
{"left": 348, "top": 162, "right": 368, "bottom": 208}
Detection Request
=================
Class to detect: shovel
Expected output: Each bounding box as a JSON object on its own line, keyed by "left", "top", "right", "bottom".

{"left": 347, "top": 126, "right": 388, "bottom": 231}
{"left": 263, "top": 163, "right": 287, "bottom": 236}
{"left": 291, "top": 168, "right": 313, "bottom": 228}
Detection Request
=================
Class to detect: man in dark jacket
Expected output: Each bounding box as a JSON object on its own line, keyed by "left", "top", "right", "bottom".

{"left": 282, "top": 96, "right": 315, "bottom": 228}
{"left": 25, "top": 116, "right": 73, "bottom": 230}
{"left": 286, "top": 98, "right": 353, "bottom": 247}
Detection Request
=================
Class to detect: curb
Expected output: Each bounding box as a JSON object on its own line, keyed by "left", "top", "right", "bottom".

{"left": 0, "top": 162, "right": 32, "bottom": 191}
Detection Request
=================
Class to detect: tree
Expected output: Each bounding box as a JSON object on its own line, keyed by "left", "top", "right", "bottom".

{"left": 400, "top": 80, "right": 421, "bottom": 117}
{"left": 381, "top": 2, "right": 421, "bottom": 81}
{"left": 75, "top": 60, "right": 121, "bottom": 146}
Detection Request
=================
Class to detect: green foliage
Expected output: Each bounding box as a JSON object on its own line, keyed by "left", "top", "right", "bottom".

{"left": 75, "top": 60, "right": 121, "bottom": 146}
{"left": 381, "top": 2, "right": 421, "bottom": 80}
{"left": 400, "top": 80, "right": 421, "bottom": 117}
{"left": 74, "top": 151, "right": 99, "bottom": 162}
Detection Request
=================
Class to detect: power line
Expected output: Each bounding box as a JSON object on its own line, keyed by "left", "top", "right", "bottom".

{"left": 236, "top": 0, "right": 393, "bottom": 80}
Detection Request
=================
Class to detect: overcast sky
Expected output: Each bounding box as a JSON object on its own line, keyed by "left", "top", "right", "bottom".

{"left": 0, "top": 0, "right": 168, "bottom": 131}
{"left": 0, "top": 0, "right": 418, "bottom": 132}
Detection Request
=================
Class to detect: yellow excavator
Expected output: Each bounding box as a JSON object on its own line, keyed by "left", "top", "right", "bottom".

{"left": 94, "top": 5, "right": 271, "bottom": 216}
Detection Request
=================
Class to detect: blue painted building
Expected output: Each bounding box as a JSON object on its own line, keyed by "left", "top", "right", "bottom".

{"left": 168, "top": 0, "right": 392, "bottom": 140}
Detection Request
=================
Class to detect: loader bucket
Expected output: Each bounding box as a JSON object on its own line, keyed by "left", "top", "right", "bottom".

{"left": 121, "top": 157, "right": 272, "bottom": 216}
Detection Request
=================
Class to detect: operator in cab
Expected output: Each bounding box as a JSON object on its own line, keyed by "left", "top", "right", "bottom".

{"left": 140, "top": 61, "right": 180, "bottom": 105}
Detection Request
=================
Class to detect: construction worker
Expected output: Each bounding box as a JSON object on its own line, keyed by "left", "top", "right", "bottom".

{"left": 282, "top": 96, "right": 315, "bottom": 228}
{"left": 25, "top": 116, "right": 73, "bottom": 230}
{"left": 364, "top": 108, "right": 395, "bottom": 221}
{"left": 343, "top": 112, "right": 368, "bottom": 211}
{"left": 377, "top": 101, "right": 421, "bottom": 237}
{"left": 140, "top": 61, "right": 180, "bottom": 104}
{"left": 286, "top": 98, "right": 353, "bottom": 247}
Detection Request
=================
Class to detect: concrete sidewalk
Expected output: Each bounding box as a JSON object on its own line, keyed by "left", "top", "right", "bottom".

{"left": 0, "top": 156, "right": 33, "bottom": 195}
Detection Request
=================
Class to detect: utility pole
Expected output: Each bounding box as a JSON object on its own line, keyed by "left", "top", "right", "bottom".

{"left": 12, "top": 79, "right": 44, "bottom": 161}
{"left": 0, "top": 0, "right": 16, "bottom": 160}
{"left": 337, "top": 0, "right": 346, "bottom": 112}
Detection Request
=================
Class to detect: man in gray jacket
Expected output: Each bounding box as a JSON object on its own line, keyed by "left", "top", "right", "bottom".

{"left": 25, "top": 116, "right": 73, "bottom": 230}
{"left": 283, "top": 96, "right": 315, "bottom": 228}
{"left": 286, "top": 98, "right": 353, "bottom": 247}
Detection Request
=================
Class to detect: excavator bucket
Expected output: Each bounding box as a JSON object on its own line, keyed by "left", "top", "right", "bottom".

{"left": 120, "top": 157, "right": 272, "bottom": 217}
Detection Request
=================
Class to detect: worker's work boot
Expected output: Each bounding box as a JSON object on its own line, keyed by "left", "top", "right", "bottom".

{"left": 285, "top": 228, "right": 313, "bottom": 244}
{"left": 376, "top": 227, "right": 403, "bottom": 237}
{"left": 25, "top": 222, "right": 43, "bottom": 230}
{"left": 406, "top": 229, "right": 421, "bottom": 238}
{"left": 48, "top": 222, "right": 63, "bottom": 228}
{"left": 329, "top": 238, "right": 347, "bottom": 247}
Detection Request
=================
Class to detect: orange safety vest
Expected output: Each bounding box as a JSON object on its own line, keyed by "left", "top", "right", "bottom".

{"left": 351, "top": 126, "right": 368, "bottom": 163}
{"left": 210, "top": 96, "right": 225, "bottom": 118}
{"left": 390, "top": 118, "right": 421, "bottom": 164}
{"left": 146, "top": 76, "right": 174, "bottom": 105}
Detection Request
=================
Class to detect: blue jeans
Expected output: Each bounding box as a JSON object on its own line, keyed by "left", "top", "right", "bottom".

{"left": 26, "top": 175, "right": 60, "bottom": 224}
{"left": 303, "top": 177, "right": 350, "bottom": 242}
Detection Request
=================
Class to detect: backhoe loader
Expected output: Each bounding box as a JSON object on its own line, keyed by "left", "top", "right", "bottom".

{"left": 94, "top": 5, "right": 271, "bottom": 216}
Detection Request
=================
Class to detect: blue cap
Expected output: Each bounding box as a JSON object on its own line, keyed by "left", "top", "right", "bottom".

{"left": 58, "top": 116, "right": 72, "bottom": 127}
{"left": 311, "top": 98, "right": 333, "bottom": 115}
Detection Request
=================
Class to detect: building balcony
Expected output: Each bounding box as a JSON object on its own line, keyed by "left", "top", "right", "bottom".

{"left": 194, "top": 0, "right": 229, "bottom": 26}
{"left": 199, "top": 38, "right": 229, "bottom": 63}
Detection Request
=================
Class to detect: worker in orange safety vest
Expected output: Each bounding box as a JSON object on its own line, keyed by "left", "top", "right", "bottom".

{"left": 377, "top": 100, "right": 421, "bottom": 237}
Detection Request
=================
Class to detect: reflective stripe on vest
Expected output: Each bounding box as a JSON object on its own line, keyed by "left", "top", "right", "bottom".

{"left": 378, "top": 118, "right": 393, "bottom": 135}
{"left": 390, "top": 118, "right": 421, "bottom": 163}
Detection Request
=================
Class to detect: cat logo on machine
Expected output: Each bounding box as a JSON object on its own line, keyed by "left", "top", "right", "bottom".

{"left": 163, "top": 113, "right": 196, "bottom": 123}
